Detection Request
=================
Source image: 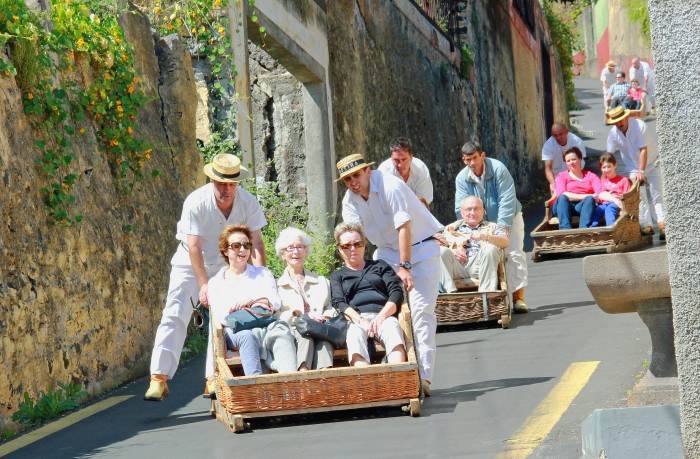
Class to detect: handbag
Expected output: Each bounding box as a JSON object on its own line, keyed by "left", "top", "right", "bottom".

{"left": 225, "top": 298, "right": 276, "bottom": 333}
{"left": 294, "top": 312, "right": 348, "bottom": 349}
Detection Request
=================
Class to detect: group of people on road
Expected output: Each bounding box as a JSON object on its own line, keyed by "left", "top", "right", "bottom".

{"left": 601, "top": 58, "right": 656, "bottom": 114}
{"left": 541, "top": 97, "right": 665, "bottom": 238}
{"left": 144, "top": 135, "right": 531, "bottom": 402}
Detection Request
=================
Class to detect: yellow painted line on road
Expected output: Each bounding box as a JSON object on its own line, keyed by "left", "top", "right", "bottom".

{"left": 496, "top": 361, "right": 600, "bottom": 459}
{"left": 0, "top": 395, "right": 133, "bottom": 457}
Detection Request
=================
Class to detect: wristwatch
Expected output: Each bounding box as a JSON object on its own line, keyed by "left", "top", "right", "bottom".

{"left": 398, "top": 261, "right": 413, "bottom": 270}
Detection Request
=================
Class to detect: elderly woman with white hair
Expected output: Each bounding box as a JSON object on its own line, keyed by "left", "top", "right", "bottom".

{"left": 275, "top": 227, "right": 336, "bottom": 370}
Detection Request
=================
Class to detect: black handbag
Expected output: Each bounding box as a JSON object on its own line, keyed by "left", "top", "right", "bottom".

{"left": 225, "top": 298, "right": 276, "bottom": 333}
{"left": 294, "top": 311, "right": 348, "bottom": 349}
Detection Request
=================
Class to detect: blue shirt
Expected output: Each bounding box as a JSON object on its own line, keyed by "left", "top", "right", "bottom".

{"left": 454, "top": 157, "right": 522, "bottom": 229}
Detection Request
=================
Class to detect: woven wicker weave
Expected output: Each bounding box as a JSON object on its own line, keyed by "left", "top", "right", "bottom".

{"left": 436, "top": 291, "right": 508, "bottom": 323}
{"left": 210, "top": 303, "right": 421, "bottom": 430}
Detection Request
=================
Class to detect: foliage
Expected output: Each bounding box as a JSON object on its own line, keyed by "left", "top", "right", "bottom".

{"left": 542, "top": 0, "right": 585, "bottom": 110}
{"left": 11, "top": 381, "right": 87, "bottom": 427}
{"left": 197, "top": 130, "right": 240, "bottom": 165}
{"left": 621, "top": 0, "right": 650, "bottom": 46}
{"left": 0, "top": 0, "right": 156, "bottom": 225}
{"left": 182, "top": 326, "right": 208, "bottom": 360}
{"left": 460, "top": 44, "right": 473, "bottom": 79}
{"left": 251, "top": 179, "right": 339, "bottom": 279}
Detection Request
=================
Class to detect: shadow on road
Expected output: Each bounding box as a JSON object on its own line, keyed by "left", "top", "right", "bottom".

{"left": 422, "top": 376, "right": 553, "bottom": 416}
{"left": 509, "top": 301, "right": 596, "bottom": 329}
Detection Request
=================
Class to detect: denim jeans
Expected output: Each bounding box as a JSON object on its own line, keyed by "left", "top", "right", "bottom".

{"left": 553, "top": 195, "right": 596, "bottom": 229}
{"left": 224, "top": 328, "right": 262, "bottom": 375}
{"left": 592, "top": 202, "right": 621, "bottom": 227}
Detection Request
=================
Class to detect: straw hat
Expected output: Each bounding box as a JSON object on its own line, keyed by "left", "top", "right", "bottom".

{"left": 203, "top": 154, "right": 249, "bottom": 182}
{"left": 606, "top": 60, "right": 617, "bottom": 68}
{"left": 606, "top": 106, "right": 631, "bottom": 125}
{"left": 335, "top": 154, "right": 375, "bottom": 182}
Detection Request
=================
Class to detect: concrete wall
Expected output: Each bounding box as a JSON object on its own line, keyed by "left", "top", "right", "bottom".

{"left": 0, "top": 11, "right": 200, "bottom": 430}
{"left": 648, "top": 2, "right": 700, "bottom": 454}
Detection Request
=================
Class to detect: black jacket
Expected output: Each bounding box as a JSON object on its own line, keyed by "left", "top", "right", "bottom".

{"left": 330, "top": 259, "right": 404, "bottom": 315}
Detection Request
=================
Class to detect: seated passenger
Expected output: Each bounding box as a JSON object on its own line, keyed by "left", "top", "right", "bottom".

{"left": 438, "top": 196, "right": 509, "bottom": 293}
{"left": 628, "top": 79, "right": 643, "bottom": 110}
{"left": 592, "top": 153, "right": 631, "bottom": 227}
{"left": 208, "top": 225, "right": 297, "bottom": 381}
{"left": 552, "top": 147, "right": 602, "bottom": 229}
{"left": 275, "top": 227, "right": 335, "bottom": 371}
{"left": 330, "top": 222, "right": 407, "bottom": 367}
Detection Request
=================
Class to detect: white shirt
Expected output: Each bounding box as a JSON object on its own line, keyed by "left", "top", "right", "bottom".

{"left": 607, "top": 118, "right": 658, "bottom": 174}
{"left": 170, "top": 183, "right": 267, "bottom": 266}
{"left": 641, "top": 61, "right": 655, "bottom": 94}
{"left": 629, "top": 64, "right": 646, "bottom": 90}
{"left": 342, "top": 170, "right": 443, "bottom": 265}
{"left": 600, "top": 66, "right": 620, "bottom": 91}
{"left": 541, "top": 132, "right": 587, "bottom": 176}
{"left": 378, "top": 156, "right": 434, "bottom": 204}
{"left": 208, "top": 265, "right": 281, "bottom": 327}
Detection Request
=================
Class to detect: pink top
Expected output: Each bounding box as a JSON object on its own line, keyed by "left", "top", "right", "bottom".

{"left": 555, "top": 169, "right": 602, "bottom": 197}
{"left": 600, "top": 175, "right": 631, "bottom": 201}
{"left": 629, "top": 87, "right": 643, "bottom": 101}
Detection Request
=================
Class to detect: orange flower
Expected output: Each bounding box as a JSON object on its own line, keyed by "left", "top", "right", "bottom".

{"left": 80, "top": 128, "right": 86, "bottom": 134}
{"left": 145, "top": 153, "right": 151, "bottom": 159}
{"left": 145, "top": 149, "right": 152, "bottom": 153}
{"left": 116, "top": 158, "right": 123, "bottom": 163}
{"left": 127, "top": 126, "right": 133, "bottom": 133}
{"left": 128, "top": 85, "right": 134, "bottom": 94}
{"left": 166, "top": 23, "right": 173, "bottom": 30}
{"left": 117, "top": 105, "right": 123, "bottom": 112}
{"left": 27, "top": 93, "right": 33, "bottom": 100}
{"left": 112, "top": 140, "right": 120, "bottom": 146}
{"left": 76, "top": 37, "right": 84, "bottom": 47}
{"left": 133, "top": 77, "right": 139, "bottom": 83}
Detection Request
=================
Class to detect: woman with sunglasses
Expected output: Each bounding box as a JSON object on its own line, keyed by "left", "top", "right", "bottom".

{"left": 207, "top": 225, "right": 296, "bottom": 380}
{"left": 275, "top": 227, "right": 336, "bottom": 370}
{"left": 330, "top": 222, "right": 407, "bottom": 367}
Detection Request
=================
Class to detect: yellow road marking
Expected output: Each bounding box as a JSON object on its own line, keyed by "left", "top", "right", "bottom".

{"left": 496, "top": 361, "right": 600, "bottom": 459}
{"left": 0, "top": 395, "right": 133, "bottom": 457}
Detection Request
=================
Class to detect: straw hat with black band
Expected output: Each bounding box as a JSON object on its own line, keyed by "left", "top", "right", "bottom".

{"left": 606, "top": 60, "right": 617, "bottom": 68}
{"left": 203, "top": 154, "right": 250, "bottom": 183}
{"left": 335, "top": 154, "right": 375, "bottom": 182}
{"left": 606, "top": 106, "right": 631, "bottom": 125}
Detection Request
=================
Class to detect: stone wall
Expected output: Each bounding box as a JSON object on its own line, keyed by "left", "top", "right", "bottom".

{"left": 0, "top": 10, "right": 200, "bottom": 429}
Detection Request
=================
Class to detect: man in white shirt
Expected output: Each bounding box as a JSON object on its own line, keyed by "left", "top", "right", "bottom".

{"left": 338, "top": 154, "right": 443, "bottom": 395}
{"left": 144, "top": 154, "right": 268, "bottom": 401}
{"left": 606, "top": 106, "right": 665, "bottom": 239}
{"left": 378, "top": 137, "right": 434, "bottom": 206}
{"left": 541, "top": 122, "right": 587, "bottom": 193}
{"left": 600, "top": 60, "right": 621, "bottom": 107}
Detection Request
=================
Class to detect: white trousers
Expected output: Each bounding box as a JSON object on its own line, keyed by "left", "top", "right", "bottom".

{"left": 149, "top": 263, "right": 223, "bottom": 379}
{"left": 629, "top": 168, "right": 666, "bottom": 227}
{"left": 405, "top": 254, "right": 440, "bottom": 383}
{"left": 505, "top": 212, "right": 528, "bottom": 294}
{"left": 346, "top": 313, "right": 405, "bottom": 365}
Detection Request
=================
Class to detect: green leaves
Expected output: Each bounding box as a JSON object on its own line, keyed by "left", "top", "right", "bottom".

{"left": 11, "top": 381, "right": 87, "bottom": 427}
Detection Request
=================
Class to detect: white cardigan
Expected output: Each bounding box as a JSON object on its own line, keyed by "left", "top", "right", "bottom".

{"left": 276, "top": 268, "right": 334, "bottom": 325}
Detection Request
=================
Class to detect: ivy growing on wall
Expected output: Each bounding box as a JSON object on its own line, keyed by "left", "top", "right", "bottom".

{"left": 0, "top": 0, "right": 156, "bottom": 225}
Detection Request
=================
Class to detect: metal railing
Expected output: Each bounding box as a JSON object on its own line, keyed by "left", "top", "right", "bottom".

{"left": 413, "top": 0, "right": 464, "bottom": 48}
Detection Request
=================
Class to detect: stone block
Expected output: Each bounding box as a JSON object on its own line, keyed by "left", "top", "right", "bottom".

{"left": 581, "top": 405, "right": 682, "bottom": 459}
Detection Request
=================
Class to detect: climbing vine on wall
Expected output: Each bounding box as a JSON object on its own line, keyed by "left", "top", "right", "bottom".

{"left": 620, "top": 0, "right": 650, "bottom": 46}
{"left": 0, "top": 0, "right": 156, "bottom": 225}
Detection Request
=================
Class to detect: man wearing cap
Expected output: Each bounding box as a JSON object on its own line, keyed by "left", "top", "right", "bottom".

{"left": 337, "top": 154, "right": 443, "bottom": 395}
{"left": 606, "top": 106, "right": 666, "bottom": 239}
{"left": 601, "top": 60, "right": 621, "bottom": 107}
{"left": 542, "top": 121, "right": 587, "bottom": 193}
{"left": 378, "top": 137, "right": 434, "bottom": 206}
{"left": 144, "top": 154, "right": 267, "bottom": 401}
{"left": 454, "top": 140, "right": 529, "bottom": 313}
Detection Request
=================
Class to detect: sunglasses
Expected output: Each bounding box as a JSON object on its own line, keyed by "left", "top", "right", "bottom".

{"left": 338, "top": 241, "right": 365, "bottom": 250}
{"left": 228, "top": 241, "right": 253, "bottom": 250}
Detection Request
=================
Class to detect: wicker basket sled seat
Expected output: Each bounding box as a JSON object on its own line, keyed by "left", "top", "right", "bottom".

{"left": 530, "top": 180, "right": 653, "bottom": 262}
{"left": 435, "top": 252, "right": 512, "bottom": 329}
{"left": 210, "top": 302, "right": 422, "bottom": 432}
{"left": 605, "top": 93, "right": 646, "bottom": 121}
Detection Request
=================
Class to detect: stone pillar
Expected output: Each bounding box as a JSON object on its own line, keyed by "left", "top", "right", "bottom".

{"left": 648, "top": 2, "right": 700, "bottom": 455}
{"left": 302, "top": 81, "right": 335, "bottom": 235}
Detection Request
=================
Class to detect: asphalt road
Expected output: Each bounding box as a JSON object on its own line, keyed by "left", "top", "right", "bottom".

{"left": 0, "top": 78, "right": 660, "bottom": 459}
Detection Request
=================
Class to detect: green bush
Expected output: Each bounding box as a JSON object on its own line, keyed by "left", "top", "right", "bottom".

{"left": 12, "top": 381, "right": 87, "bottom": 427}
